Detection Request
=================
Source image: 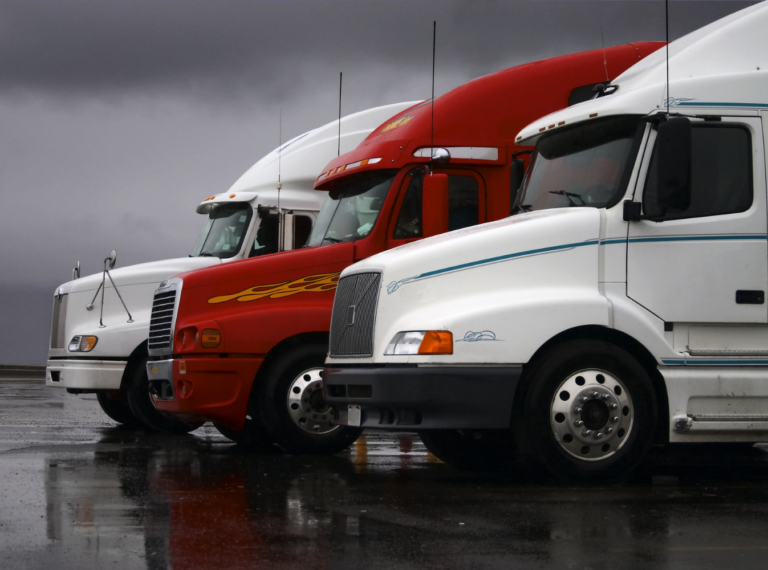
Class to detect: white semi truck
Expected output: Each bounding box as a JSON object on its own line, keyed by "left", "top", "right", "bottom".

{"left": 323, "top": 3, "right": 768, "bottom": 481}
{"left": 46, "top": 102, "right": 417, "bottom": 431}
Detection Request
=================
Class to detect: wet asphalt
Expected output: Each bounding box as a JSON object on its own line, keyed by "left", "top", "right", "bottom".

{"left": 2, "top": 377, "right": 768, "bottom": 569}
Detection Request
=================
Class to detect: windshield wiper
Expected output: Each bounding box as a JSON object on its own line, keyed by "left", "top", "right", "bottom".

{"left": 549, "top": 190, "right": 584, "bottom": 207}
{"left": 198, "top": 251, "right": 215, "bottom": 257}
{"left": 323, "top": 237, "right": 342, "bottom": 244}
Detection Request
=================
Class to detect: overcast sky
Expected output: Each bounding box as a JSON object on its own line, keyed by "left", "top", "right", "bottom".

{"left": 0, "top": 0, "right": 755, "bottom": 364}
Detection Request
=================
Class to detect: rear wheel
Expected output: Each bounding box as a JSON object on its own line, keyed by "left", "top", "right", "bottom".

{"left": 419, "top": 430, "right": 517, "bottom": 470}
{"left": 257, "top": 343, "right": 362, "bottom": 454}
{"left": 517, "top": 339, "right": 657, "bottom": 483}
{"left": 127, "top": 355, "right": 204, "bottom": 433}
{"left": 96, "top": 390, "right": 138, "bottom": 426}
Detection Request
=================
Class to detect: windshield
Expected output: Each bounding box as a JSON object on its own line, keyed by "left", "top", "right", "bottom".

{"left": 191, "top": 202, "right": 253, "bottom": 258}
{"left": 514, "top": 116, "right": 643, "bottom": 213}
{"left": 306, "top": 170, "right": 397, "bottom": 247}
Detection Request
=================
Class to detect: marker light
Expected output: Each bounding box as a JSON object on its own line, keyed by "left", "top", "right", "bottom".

{"left": 201, "top": 328, "right": 221, "bottom": 348}
{"left": 68, "top": 335, "right": 98, "bottom": 352}
{"left": 384, "top": 331, "right": 453, "bottom": 355}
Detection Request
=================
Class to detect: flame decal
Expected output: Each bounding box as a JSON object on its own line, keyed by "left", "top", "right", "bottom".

{"left": 381, "top": 115, "right": 414, "bottom": 133}
{"left": 208, "top": 273, "right": 341, "bottom": 304}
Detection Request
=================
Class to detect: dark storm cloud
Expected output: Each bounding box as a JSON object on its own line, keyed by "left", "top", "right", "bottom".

{"left": 0, "top": 0, "right": 757, "bottom": 364}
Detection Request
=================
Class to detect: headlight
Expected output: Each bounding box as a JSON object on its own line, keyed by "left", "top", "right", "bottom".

{"left": 384, "top": 331, "right": 453, "bottom": 355}
{"left": 68, "top": 335, "right": 98, "bottom": 352}
{"left": 201, "top": 328, "right": 221, "bottom": 348}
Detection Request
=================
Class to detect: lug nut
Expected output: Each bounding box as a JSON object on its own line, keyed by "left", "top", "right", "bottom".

{"left": 611, "top": 403, "right": 618, "bottom": 409}
{"left": 574, "top": 420, "right": 584, "bottom": 426}
{"left": 594, "top": 432, "right": 603, "bottom": 439}
{"left": 592, "top": 391, "right": 600, "bottom": 398}
{"left": 601, "top": 394, "right": 610, "bottom": 400}
{"left": 607, "top": 428, "right": 614, "bottom": 434}
{"left": 583, "top": 429, "right": 593, "bottom": 437}
{"left": 574, "top": 407, "right": 583, "bottom": 414}
{"left": 611, "top": 416, "right": 619, "bottom": 423}
{"left": 581, "top": 396, "right": 589, "bottom": 403}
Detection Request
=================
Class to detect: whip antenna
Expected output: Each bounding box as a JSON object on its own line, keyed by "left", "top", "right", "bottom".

{"left": 665, "top": 0, "right": 670, "bottom": 115}
{"left": 338, "top": 72, "right": 343, "bottom": 157}
{"left": 430, "top": 20, "right": 436, "bottom": 174}
{"left": 601, "top": 32, "right": 609, "bottom": 82}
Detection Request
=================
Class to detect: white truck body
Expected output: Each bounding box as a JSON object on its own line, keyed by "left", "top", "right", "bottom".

{"left": 46, "top": 102, "right": 418, "bottom": 393}
{"left": 323, "top": 4, "right": 768, "bottom": 479}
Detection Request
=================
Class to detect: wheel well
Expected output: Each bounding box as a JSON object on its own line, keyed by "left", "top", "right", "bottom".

{"left": 523, "top": 325, "right": 670, "bottom": 444}
{"left": 251, "top": 332, "right": 329, "bottom": 396}
{"left": 119, "top": 341, "right": 148, "bottom": 391}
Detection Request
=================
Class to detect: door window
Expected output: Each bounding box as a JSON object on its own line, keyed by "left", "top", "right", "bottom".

{"left": 643, "top": 125, "right": 753, "bottom": 220}
{"left": 394, "top": 169, "right": 479, "bottom": 238}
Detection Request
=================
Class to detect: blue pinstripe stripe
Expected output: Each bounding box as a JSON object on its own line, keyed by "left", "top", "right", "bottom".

{"left": 678, "top": 101, "right": 768, "bottom": 108}
{"left": 662, "top": 358, "right": 768, "bottom": 366}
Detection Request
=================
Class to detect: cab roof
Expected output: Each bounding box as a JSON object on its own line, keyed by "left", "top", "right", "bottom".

{"left": 316, "top": 41, "right": 665, "bottom": 189}
{"left": 517, "top": 2, "right": 768, "bottom": 145}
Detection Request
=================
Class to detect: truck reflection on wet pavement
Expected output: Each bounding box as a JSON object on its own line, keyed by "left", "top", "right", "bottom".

{"left": 2, "top": 377, "right": 768, "bottom": 569}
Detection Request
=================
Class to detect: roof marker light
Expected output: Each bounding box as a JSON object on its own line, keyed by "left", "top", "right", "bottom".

{"left": 558, "top": 121, "right": 566, "bottom": 126}
{"left": 548, "top": 124, "right": 555, "bottom": 129}
{"left": 539, "top": 127, "right": 546, "bottom": 132}
{"left": 229, "top": 194, "right": 236, "bottom": 198}
{"left": 590, "top": 113, "right": 599, "bottom": 118}
{"left": 516, "top": 136, "right": 522, "bottom": 141}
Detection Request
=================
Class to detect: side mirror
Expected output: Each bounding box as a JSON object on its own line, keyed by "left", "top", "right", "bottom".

{"left": 509, "top": 159, "right": 526, "bottom": 214}
{"left": 422, "top": 173, "right": 449, "bottom": 238}
{"left": 656, "top": 117, "right": 691, "bottom": 212}
{"left": 107, "top": 249, "right": 117, "bottom": 269}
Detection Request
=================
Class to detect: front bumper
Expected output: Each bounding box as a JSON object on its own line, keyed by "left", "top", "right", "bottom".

{"left": 147, "top": 357, "right": 263, "bottom": 430}
{"left": 323, "top": 365, "right": 522, "bottom": 430}
{"left": 46, "top": 359, "right": 127, "bottom": 390}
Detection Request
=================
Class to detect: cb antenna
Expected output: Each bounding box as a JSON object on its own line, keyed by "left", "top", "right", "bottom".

{"left": 277, "top": 108, "right": 282, "bottom": 212}
{"left": 430, "top": 20, "right": 436, "bottom": 175}
{"left": 338, "top": 72, "right": 343, "bottom": 157}
{"left": 665, "top": 0, "right": 670, "bottom": 115}
{"left": 601, "top": 32, "right": 609, "bottom": 82}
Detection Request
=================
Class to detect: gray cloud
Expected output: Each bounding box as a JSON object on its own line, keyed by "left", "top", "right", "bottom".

{"left": 0, "top": 0, "right": 756, "bottom": 364}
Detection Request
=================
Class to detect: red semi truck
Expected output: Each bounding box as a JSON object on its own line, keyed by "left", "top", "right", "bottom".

{"left": 146, "top": 42, "right": 664, "bottom": 453}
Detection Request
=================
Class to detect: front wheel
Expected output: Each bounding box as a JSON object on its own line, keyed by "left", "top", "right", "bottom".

{"left": 517, "top": 339, "right": 657, "bottom": 483}
{"left": 96, "top": 390, "right": 138, "bottom": 426}
{"left": 257, "top": 343, "right": 362, "bottom": 454}
{"left": 126, "top": 355, "right": 204, "bottom": 434}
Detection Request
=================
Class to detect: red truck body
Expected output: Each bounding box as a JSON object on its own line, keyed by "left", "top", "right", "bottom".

{"left": 148, "top": 43, "right": 664, "bottom": 447}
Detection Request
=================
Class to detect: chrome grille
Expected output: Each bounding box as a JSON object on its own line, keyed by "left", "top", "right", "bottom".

{"left": 329, "top": 273, "right": 381, "bottom": 357}
{"left": 50, "top": 294, "right": 68, "bottom": 349}
{"left": 148, "top": 289, "right": 177, "bottom": 351}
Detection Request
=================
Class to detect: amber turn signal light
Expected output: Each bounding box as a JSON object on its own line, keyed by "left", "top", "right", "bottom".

{"left": 418, "top": 331, "right": 453, "bottom": 354}
{"left": 201, "top": 328, "right": 221, "bottom": 348}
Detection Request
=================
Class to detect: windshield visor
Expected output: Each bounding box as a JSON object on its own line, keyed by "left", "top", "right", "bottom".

{"left": 191, "top": 202, "right": 253, "bottom": 258}
{"left": 306, "top": 170, "right": 397, "bottom": 247}
{"left": 515, "top": 116, "right": 643, "bottom": 213}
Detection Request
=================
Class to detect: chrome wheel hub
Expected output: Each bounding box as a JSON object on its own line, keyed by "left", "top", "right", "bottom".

{"left": 286, "top": 368, "right": 339, "bottom": 435}
{"left": 550, "top": 369, "right": 633, "bottom": 461}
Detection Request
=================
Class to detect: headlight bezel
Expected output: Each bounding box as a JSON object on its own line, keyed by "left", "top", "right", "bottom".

{"left": 384, "top": 330, "right": 453, "bottom": 355}
{"left": 68, "top": 335, "right": 98, "bottom": 352}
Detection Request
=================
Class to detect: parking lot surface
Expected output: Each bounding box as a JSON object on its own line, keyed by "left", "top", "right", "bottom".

{"left": 2, "top": 376, "right": 768, "bottom": 569}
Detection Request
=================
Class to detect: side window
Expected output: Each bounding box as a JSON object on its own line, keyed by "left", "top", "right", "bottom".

{"left": 293, "top": 215, "right": 312, "bottom": 248}
{"left": 644, "top": 125, "right": 752, "bottom": 220}
{"left": 394, "top": 170, "right": 480, "bottom": 238}
{"left": 250, "top": 215, "right": 279, "bottom": 257}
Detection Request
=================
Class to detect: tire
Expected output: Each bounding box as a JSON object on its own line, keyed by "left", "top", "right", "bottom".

{"left": 96, "top": 390, "right": 138, "bottom": 426}
{"left": 126, "top": 355, "right": 204, "bottom": 434}
{"left": 419, "top": 430, "right": 517, "bottom": 470}
{"left": 516, "top": 339, "right": 657, "bottom": 483}
{"left": 257, "top": 342, "right": 362, "bottom": 454}
{"left": 214, "top": 421, "right": 274, "bottom": 452}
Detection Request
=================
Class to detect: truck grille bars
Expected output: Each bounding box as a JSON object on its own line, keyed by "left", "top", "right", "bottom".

{"left": 148, "top": 289, "right": 177, "bottom": 351}
{"left": 329, "top": 273, "right": 381, "bottom": 357}
{"left": 50, "top": 294, "right": 68, "bottom": 349}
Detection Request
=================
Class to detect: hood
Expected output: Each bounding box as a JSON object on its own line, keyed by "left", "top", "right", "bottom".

{"left": 175, "top": 241, "right": 355, "bottom": 292}
{"left": 348, "top": 208, "right": 602, "bottom": 294}
{"left": 59, "top": 257, "right": 222, "bottom": 295}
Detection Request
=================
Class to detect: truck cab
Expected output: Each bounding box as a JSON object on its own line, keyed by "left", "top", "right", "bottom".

{"left": 46, "top": 101, "right": 415, "bottom": 431}
{"left": 146, "top": 42, "right": 663, "bottom": 453}
{"left": 323, "top": 4, "right": 768, "bottom": 481}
